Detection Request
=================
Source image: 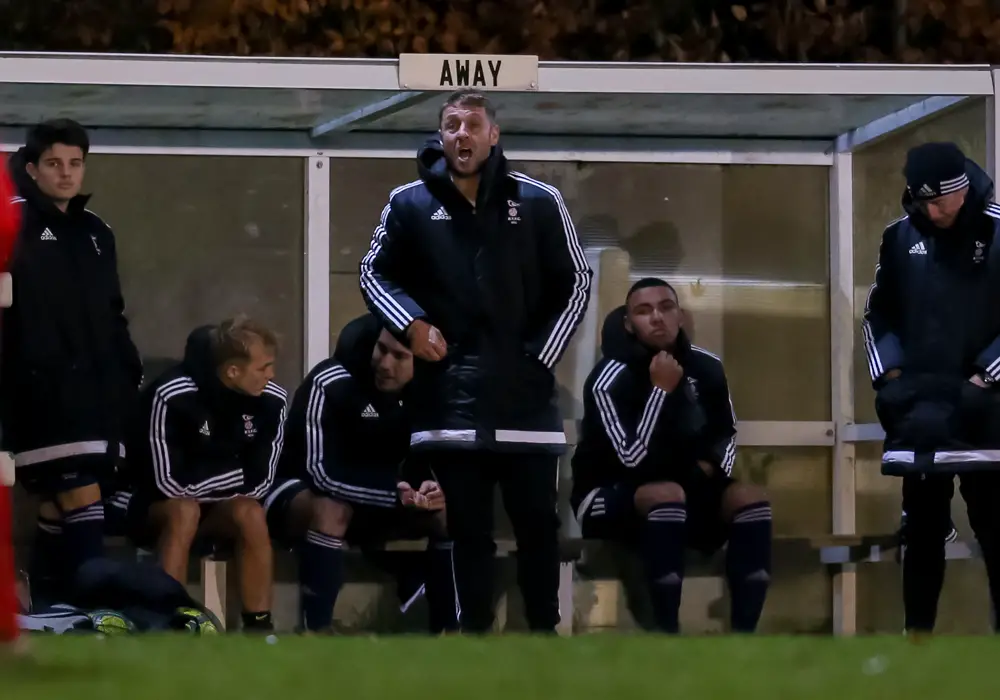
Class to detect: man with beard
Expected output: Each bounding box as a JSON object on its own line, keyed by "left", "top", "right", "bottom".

{"left": 864, "top": 142, "right": 1000, "bottom": 634}
{"left": 571, "top": 278, "right": 772, "bottom": 634}
{"left": 359, "top": 89, "right": 592, "bottom": 633}
{"left": 264, "top": 314, "right": 458, "bottom": 634}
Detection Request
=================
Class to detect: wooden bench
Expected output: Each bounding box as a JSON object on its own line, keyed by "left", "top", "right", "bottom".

{"left": 810, "top": 533, "right": 982, "bottom": 567}
{"left": 108, "top": 531, "right": 982, "bottom": 634}
{"left": 102, "top": 534, "right": 580, "bottom": 633}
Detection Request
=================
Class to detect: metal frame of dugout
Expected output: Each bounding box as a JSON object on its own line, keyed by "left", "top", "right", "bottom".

{"left": 0, "top": 53, "right": 999, "bottom": 636}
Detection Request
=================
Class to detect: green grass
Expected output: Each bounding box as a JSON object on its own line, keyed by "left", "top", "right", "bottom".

{"left": 4, "top": 634, "right": 1000, "bottom": 699}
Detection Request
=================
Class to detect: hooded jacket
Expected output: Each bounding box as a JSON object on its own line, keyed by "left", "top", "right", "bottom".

{"left": 0, "top": 147, "right": 142, "bottom": 466}
{"left": 358, "top": 137, "right": 593, "bottom": 455}
{"left": 276, "top": 314, "right": 409, "bottom": 507}
{"left": 124, "top": 326, "right": 287, "bottom": 502}
{"left": 863, "top": 159, "right": 1000, "bottom": 474}
{"left": 570, "top": 306, "right": 737, "bottom": 516}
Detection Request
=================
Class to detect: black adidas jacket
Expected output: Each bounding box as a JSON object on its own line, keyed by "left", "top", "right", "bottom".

{"left": 864, "top": 159, "right": 1000, "bottom": 474}
{"left": 276, "top": 315, "right": 409, "bottom": 507}
{"left": 570, "top": 306, "right": 737, "bottom": 516}
{"left": 0, "top": 148, "right": 142, "bottom": 465}
{"left": 359, "top": 137, "right": 592, "bottom": 455}
{"left": 124, "top": 326, "right": 287, "bottom": 502}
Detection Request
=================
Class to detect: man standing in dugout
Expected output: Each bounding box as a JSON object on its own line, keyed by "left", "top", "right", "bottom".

{"left": 0, "top": 119, "right": 142, "bottom": 605}
{"left": 864, "top": 142, "right": 1000, "bottom": 634}
{"left": 359, "top": 88, "right": 593, "bottom": 633}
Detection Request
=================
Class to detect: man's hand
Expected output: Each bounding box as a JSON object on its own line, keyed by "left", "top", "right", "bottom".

{"left": 884, "top": 368, "right": 902, "bottom": 381}
{"left": 970, "top": 373, "right": 990, "bottom": 388}
{"left": 397, "top": 481, "right": 416, "bottom": 507}
{"left": 697, "top": 460, "right": 714, "bottom": 477}
{"left": 406, "top": 319, "right": 447, "bottom": 362}
{"left": 649, "top": 351, "right": 683, "bottom": 393}
{"left": 417, "top": 481, "right": 445, "bottom": 511}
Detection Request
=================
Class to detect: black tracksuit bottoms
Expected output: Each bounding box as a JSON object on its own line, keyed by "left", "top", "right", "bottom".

{"left": 902, "top": 471, "right": 1000, "bottom": 632}
{"left": 426, "top": 450, "right": 561, "bottom": 633}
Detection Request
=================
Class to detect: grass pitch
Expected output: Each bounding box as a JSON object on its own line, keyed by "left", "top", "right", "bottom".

{"left": 4, "top": 634, "right": 1000, "bottom": 699}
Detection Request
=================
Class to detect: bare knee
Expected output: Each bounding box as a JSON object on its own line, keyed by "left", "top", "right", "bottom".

{"left": 38, "top": 501, "right": 60, "bottom": 522}
{"left": 229, "top": 497, "right": 269, "bottom": 544}
{"left": 156, "top": 498, "right": 202, "bottom": 543}
{"left": 634, "top": 481, "right": 686, "bottom": 517}
{"left": 310, "top": 496, "right": 353, "bottom": 538}
{"left": 55, "top": 483, "right": 103, "bottom": 513}
{"left": 284, "top": 490, "right": 315, "bottom": 541}
{"left": 721, "top": 483, "right": 769, "bottom": 523}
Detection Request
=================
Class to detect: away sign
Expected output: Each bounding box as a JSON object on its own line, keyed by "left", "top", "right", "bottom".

{"left": 398, "top": 54, "right": 539, "bottom": 91}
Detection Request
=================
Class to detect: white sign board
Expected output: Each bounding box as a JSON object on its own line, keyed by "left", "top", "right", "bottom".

{"left": 398, "top": 54, "right": 539, "bottom": 91}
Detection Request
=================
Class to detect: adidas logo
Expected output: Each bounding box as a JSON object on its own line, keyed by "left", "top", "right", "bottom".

{"left": 199, "top": 421, "right": 210, "bottom": 436}
{"left": 909, "top": 241, "right": 927, "bottom": 255}
{"left": 40, "top": 228, "right": 56, "bottom": 241}
{"left": 430, "top": 207, "right": 451, "bottom": 221}
{"left": 918, "top": 184, "right": 936, "bottom": 198}
{"left": 361, "top": 404, "right": 379, "bottom": 419}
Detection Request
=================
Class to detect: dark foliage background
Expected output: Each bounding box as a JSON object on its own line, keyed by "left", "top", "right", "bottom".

{"left": 0, "top": 0, "right": 997, "bottom": 62}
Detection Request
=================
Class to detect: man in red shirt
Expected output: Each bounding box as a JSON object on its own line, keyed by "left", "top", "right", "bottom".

{"left": 0, "top": 156, "right": 21, "bottom": 646}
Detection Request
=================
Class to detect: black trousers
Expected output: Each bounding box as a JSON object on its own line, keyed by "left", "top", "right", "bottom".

{"left": 901, "top": 471, "right": 1000, "bottom": 632}
{"left": 427, "top": 450, "right": 561, "bottom": 633}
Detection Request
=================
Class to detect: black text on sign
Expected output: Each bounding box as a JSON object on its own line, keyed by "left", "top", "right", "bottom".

{"left": 398, "top": 54, "right": 540, "bottom": 91}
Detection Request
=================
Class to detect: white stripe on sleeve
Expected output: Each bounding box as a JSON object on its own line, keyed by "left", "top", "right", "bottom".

{"left": 510, "top": 172, "right": 592, "bottom": 368}
{"left": 592, "top": 361, "right": 668, "bottom": 468}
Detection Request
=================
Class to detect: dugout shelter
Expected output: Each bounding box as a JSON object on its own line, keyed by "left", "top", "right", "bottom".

{"left": 0, "top": 52, "right": 996, "bottom": 635}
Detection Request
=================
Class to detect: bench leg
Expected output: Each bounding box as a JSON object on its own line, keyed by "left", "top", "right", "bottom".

{"left": 832, "top": 566, "right": 857, "bottom": 636}
{"left": 556, "top": 562, "right": 574, "bottom": 636}
{"left": 200, "top": 559, "right": 228, "bottom": 631}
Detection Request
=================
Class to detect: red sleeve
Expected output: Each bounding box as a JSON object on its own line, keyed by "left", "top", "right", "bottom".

{"left": 0, "top": 158, "right": 20, "bottom": 273}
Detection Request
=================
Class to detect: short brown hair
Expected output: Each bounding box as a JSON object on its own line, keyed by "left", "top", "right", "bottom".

{"left": 210, "top": 315, "right": 278, "bottom": 367}
{"left": 438, "top": 89, "right": 496, "bottom": 124}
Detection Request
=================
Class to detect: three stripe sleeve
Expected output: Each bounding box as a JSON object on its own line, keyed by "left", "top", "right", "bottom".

{"left": 862, "top": 225, "right": 906, "bottom": 384}
{"left": 359, "top": 186, "right": 427, "bottom": 335}
{"left": 149, "top": 378, "right": 287, "bottom": 501}
{"left": 149, "top": 378, "right": 245, "bottom": 500}
{"left": 512, "top": 173, "right": 594, "bottom": 369}
{"left": 591, "top": 361, "right": 676, "bottom": 469}
{"left": 303, "top": 367, "right": 399, "bottom": 507}
{"left": 694, "top": 355, "right": 738, "bottom": 477}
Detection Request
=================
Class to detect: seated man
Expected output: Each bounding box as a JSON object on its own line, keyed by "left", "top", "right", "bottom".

{"left": 264, "top": 313, "right": 458, "bottom": 634}
{"left": 571, "top": 278, "right": 772, "bottom": 634}
{"left": 119, "top": 316, "right": 286, "bottom": 633}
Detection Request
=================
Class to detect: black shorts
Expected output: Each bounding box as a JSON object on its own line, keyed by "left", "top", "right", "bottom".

{"left": 262, "top": 478, "right": 311, "bottom": 548}
{"left": 577, "top": 474, "right": 736, "bottom": 554}
{"left": 14, "top": 445, "right": 120, "bottom": 499}
{"left": 263, "top": 477, "right": 438, "bottom": 549}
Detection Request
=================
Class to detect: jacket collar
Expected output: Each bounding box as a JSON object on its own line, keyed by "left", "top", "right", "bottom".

{"left": 416, "top": 135, "right": 509, "bottom": 211}
{"left": 600, "top": 305, "right": 693, "bottom": 371}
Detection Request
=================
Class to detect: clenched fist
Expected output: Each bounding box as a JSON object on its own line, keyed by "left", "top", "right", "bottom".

{"left": 649, "top": 351, "right": 683, "bottom": 393}
{"left": 417, "top": 481, "right": 445, "bottom": 511}
{"left": 407, "top": 319, "right": 447, "bottom": 362}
